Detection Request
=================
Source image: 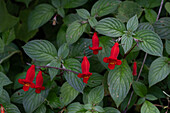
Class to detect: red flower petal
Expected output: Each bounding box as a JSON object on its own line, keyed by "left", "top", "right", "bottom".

{"left": 77, "top": 73, "right": 83, "bottom": 78}
{"left": 110, "top": 42, "right": 120, "bottom": 58}
{"left": 92, "top": 32, "right": 99, "bottom": 47}
{"left": 23, "top": 85, "right": 30, "bottom": 91}
{"left": 18, "top": 79, "right": 24, "bottom": 85}
{"left": 103, "top": 57, "right": 109, "bottom": 63}
{"left": 108, "top": 63, "right": 115, "bottom": 70}
{"left": 98, "top": 47, "right": 102, "bottom": 50}
{"left": 25, "top": 65, "right": 35, "bottom": 82}
{"left": 83, "top": 77, "right": 89, "bottom": 84}
{"left": 93, "top": 50, "right": 98, "bottom": 54}
{"left": 116, "top": 60, "right": 122, "bottom": 65}
{"left": 133, "top": 62, "right": 137, "bottom": 76}
{"left": 35, "top": 71, "right": 43, "bottom": 87}
{"left": 35, "top": 89, "right": 41, "bottom": 94}
{"left": 81, "top": 56, "right": 90, "bottom": 73}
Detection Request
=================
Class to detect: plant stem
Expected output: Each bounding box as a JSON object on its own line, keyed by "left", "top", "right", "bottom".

{"left": 27, "top": 63, "right": 79, "bottom": 74}
{"left": 123, "top": 43, "right": 137, "bottom": 59}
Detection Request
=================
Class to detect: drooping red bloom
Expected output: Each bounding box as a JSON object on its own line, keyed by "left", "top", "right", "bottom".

{"left": 0, "top": 104, "right": 5, "bottom": 113}
{"left": 77, "top": 56, "right": 92, "bottom": 84}
{"left": 103, "top": 42, "right": 122, "bottom": 69}
{"left": 132, "top": 62, "right": 137, "bottom": 76}
{"left": 18, "top": 65, "right": 35, "bottom": 91}
{"left": 89, "top": 32, "right": 102, "bottom": 55}
{"left": 35, "top": 71, "right": 45, "bottom": 94}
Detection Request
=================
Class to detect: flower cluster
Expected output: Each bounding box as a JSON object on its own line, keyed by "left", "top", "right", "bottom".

{"left": 78, "top": 32, "right": 122, "bottom": 84}
{"left": 18, "top": 65, "right": 45, "bottom": 94}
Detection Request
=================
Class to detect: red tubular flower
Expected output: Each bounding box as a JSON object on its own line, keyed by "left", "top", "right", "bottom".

{"left": 18, "top": 65, "right": 35, "bottom": 91}
{"left": 89, "top": 32, "right": 102, "bottom": 55}
{"left": 133, "top": 62, "right": 137, "bottom": 76}
{"left": 35, "top": 71, "right": 45, "bottom": 94}
{"left": 77, "top": 56, "right": 92, "bottom": 84}
{"left": 103, "top": 42, "right": 122, "bottom": 69}
{"left": 0, "top": 104, "right": 5, "bottom": 113}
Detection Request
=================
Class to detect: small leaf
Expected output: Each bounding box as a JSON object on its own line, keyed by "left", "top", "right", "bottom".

{"left": 136, "top": 0, "right": 162, "bottom": 8}
{"left": 23, "top": 40, "right": 58, "bottom": 62}
{"left": 136, "top": 97, "right": 145, "bottom": 105}
{"left": 0, "top": 89, "right": 10, "bottom": 104}
{"left": 144, "top": 9, "right": 157, "bottom": 23}
{"left": 165, "top": 39, "right": 170, "bottom": 55}
{"left": 56, "top": 24, "right": 67, "bottom": 47}
{"left": 108, "top": 60, "right": 133, "bottom": 107}
{"left": 0, "top": 72, "right": 12, "bottom": 86}
{"left": 104, "top": 107, "right": 120, "bottom": 113}
{"left": 121, "top": 34, "right": 133, "bottom": 53}
{"left": 95, "top": 18, "right": 126, "bottom": 37}
{"left": 134, "top": 30, "right": 163, "bottom": 56}
{"left": 34, "top": 104, "right": 46, "bottom": 113}
{"left": 148, "top": 57, "right": 170, "bottom": 87}
{"left": 28, "top": 4, "right": 56, "bottom": 30}
{"left": 48, "top": 60, "right": 61, "bottom": 80}
{"left": 58, "top": 43, "right": 69, "bottom": 59}
{"left": 87, "top": 73, "right": 103, "bottom": 88}
{"left": 137, "top": 22, "right": 154, "bottom": 31}
{"left": 57, "top": 7, "right": 65, "bottom": 17}
{"left": 61, "top": 0, "right": 88, "bottom": 8}
{"left": 94, "top": 106, "right": 105, "bottom": 112}
{"left": 91, "top": 0, "right": 121, "bottom": 17}
{"left": 84, "top": 104, "right": 92, "bottom": 110}
{"left": 63, "top": 13, "right": 82, "bottom": 26}
{"left": 153, "top": 17, "right": 170, "bottom": 39}
{"left": 63, "top": 58, "right": 85, "bottom": 93}
{"left": 76, "top": 9, "right": 90, "bottom": 19}
{"left": 51, "top": 0, "right": 61, "bottom": 8}
{"left": 88, "top": 17, "right": 98, "bottom": 28}
{"left": 60, "top": 82, "right": 79, "bottom": 106}
{"left": 145, "top": 94, "right": 158, "bottom": 101}
{"left": 132, "top": 81, "right": 147, "bottom": 97}
{"left": 141, "top": 101, "right": 160, "bottom": 113}
{"left": 2, "top": 28, "right": 15, "bottom": 45}
{"left": 67, "top": 102, "right": 84, "bottom": 113}
{"left": 127, "top": 15, "right": 138, "bottom": 32}
{"left": 47, "top": 92, "right": 63, "bottom": 108}
{"left": 165, "top": 2, "right": 170, "bottom": 14}
{"left": 88, "top": 85, "right": 104, "bottom": 105}
{"left": 3, "top": 104, "right": 21, "bottom": 113}
{"left": 66, "top": 21, "right": 87, "bottom": 44}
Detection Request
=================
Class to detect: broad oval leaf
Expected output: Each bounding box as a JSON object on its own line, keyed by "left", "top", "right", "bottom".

{"left": 23, "top": 40, "right": 58, "bottom": 62}
{"left": 165, "top": 39, "right": 170, "bottom": 55}
{"left": 0, "top": 72, "right": 12, "bottom": 86}
{"left": 2, "top": 28, "right": 15, "bottom": 45}
{"left": 28, "top": 4, "right": 56, "bottom": 31}
{"left": 34, "top": 104, "right": 46, "bottom": 113}
{"left": 121, "top": 34, "right": 133, "bottom": 53}
{"left": 3, "top": 104, "right": 21, "bottom": 113}
{"left": 76, "top": 9, "right": 90, "bottom": 19}
{"left": 61, "top": 0, "right": 88, "bottom": 8}
{"left": 23, "top": 89, "right": 49, "bottom": 113}
{"left": 66, "top": 21, "right": 87, "bottom": 44}
{"left": 132, "top": 81, "right": 147, "bottom": 97}
{"left": 144, "top": 9, "right": 157, "bottom": 24}
{"left": 95, "top": 18, "right": 126, "bottom": 37}
{"left": 127, "top": 15, "right": 138, "bottom": 32}
{"left": 134, "top": 30, "right": 163, "bottom": 56}
{"left": 91, "top": 0, "right": 121, "bottom": 17}
{"left": 136, "top": 0, "right": 161, "bottom": 8}
{"left": 67, "top": 102, "right": 84, "bottom": 113}
{"left": 63, "top": 58, "right": 85, "bottom": 93}
{"left": 108, "top": 60, "right": 133, "bottom": 107}
{"left": 136, "top": 22, "right": 154, "bottom": 31}
{"left": 60, "top": 82, "right": 79, "bottom": 106}
{"left": 0, "top": 89, "right": 10, "bottom": 104}
{"left": 48, "top": 60, "right": 61, "bottom": 80}
{"left": 165, "top": 2, "right": 170, "bottom": 14}
{"left": 88, "top": 85, "right": 104, "bottom": 104}
{"left": 153, "top": 17, "right": 170, "bottom": 39}
{"left": 148, "top": 57, "right": 170, "bottom": 87}
{"left": 104, "top": 107, "right": 120, "bottom": 113}
{"left": 87, "top": 73, "right": 103, "bottom": 88}
{"left": 58, "top": 43, "right": 69, "bottom": 59}
{"left": 11, "top": 89, "right": 25, "bottom": 104}
{"left": 141, "top": 101, "right": 160, "bottom": 113}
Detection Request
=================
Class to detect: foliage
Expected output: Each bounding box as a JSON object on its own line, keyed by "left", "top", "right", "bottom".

{"left": 0, "top": 0, "right": 170, "bottom": 113}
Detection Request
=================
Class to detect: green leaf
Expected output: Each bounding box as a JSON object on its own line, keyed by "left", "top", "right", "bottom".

{"left": 28, "top": 4, "right": 56, "bottom": 31}
{"left": 67, "top": 102, "right": 84, "bottom": 113}
{"left": 94, "top": 106, "right": 105, "bottom": 112}
{"left": 23, "top": 89, "right": 49, "bottom": 113}
{"left": 0, "top": 0, "right": 19, "bottom": 32}
{"left": 0, "top": 38, "right": 4, "bottom": 53}
{"left": 137, "top": 22, "right": 154, "bottom": 31}
{"left": 63, "top": 13, "right": 82, "bottom": 26}
{"left": 165, "top": 2, "right": 170, "bottom": 13}
{"left": 108, "top": 60, "right": 133, "bottom": 107}
{"left": 2, "top": 28, "right": 15, "bottom": 45}
{"left": 23, "top": 40, "right": 57, "bottom": 62}
{"left": 48, "top": 60, "right": 61, "bottom": 80}
{"left": 56, "top": 24, "right": 67, "bottom": 47}
{"left": 0, "top": 43, "right": 20, "bottom": 64}
{"left": 3, "top": 104, "right": 21, "bottom": 113}
{"left": 95, "top": 18, "right": 126, "bottom": 37}
{"left": 34, "top": 104, "right": 46, "bottom": 113}
{"left": 0, "top": 72, "right": 12, "bottom": 86}
{"left": 165, "top": 39, "right": 170, "bottom": 54}
{"left": 15, "top": 9, "right": 38, "bottom": 42}
{"left": 134, "top": 30, "right": 163, "bottom": 56}
{"left": 0, "top": 89, "right": 10, "bottom": 104}
{"left": 16, "top": 0, "right": 32, "bottom": 7}
{"left": 104, "top": 107, "right": 120, "bottom": 113}
{"left": 121, "top": 34, "right": 133, "bottom": 53}
{"left": 127, "top": 15, "right": 138, "bottom": 32}
{"left": 60, "top": 82, "right": 79, "bottom": 106}
{"left": 66, "top": 21, "right": 87, "bottom": 44}
{"left": 136, "top": 0, "right": 162, "bottom": 8}
{"left": 116, "top": 1, "right": 142, "bottom": 22}
{"left": 132, "top": 81, "right": 147, "bottom": 97}
{"left": 51, "top": 0, "right": 61, "bottom": 8}
{"left": 141, "top": 101, "right": 160, "bottom": 113}
{"left": 11, "top": 89, "right": 25, "bottom": 104}
{"left": 84, "top": 104, "right": 92, "bottom": 110}
{"left": 58, "top": 43, "right": 69, "bottom": 59}
{"left": 148, "top": 57, "right": 170, "bottom": 87}
{"left": 97, "top": 36, "right": 113, "bottom": 69}
{"left": 145, "top": 94, "right": 158, "bottom": 101}
{"left": 144, "top": 9, "right": 157, "bottom": 23}
{"left": 88, "top": 17, "right": 98, "bottom": 28}
{"left": 136, "top": 97, "right": 145, "bottom": 105}
{"left": 76, "top": 9, "right": 90, "bottom": 19}
{"left": 61, "top": 0, "right": 88, "bottom": 8}
{"left": 88, "top": 85, "right": 104, "bottom": 105}
{"left": 87, "top": 73, "right": 103, "bottom": 88}
{"left": 153, "top": 17, "right": 170, "bottom": 39}
{"left": 63, "top": 58, "right": 85, "bottom": 93}
{"left": 57, "top": 7, "right": 65, "bottom": 18}
{"left": 91, "top": 0, "right": 121, "bottom": 17}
